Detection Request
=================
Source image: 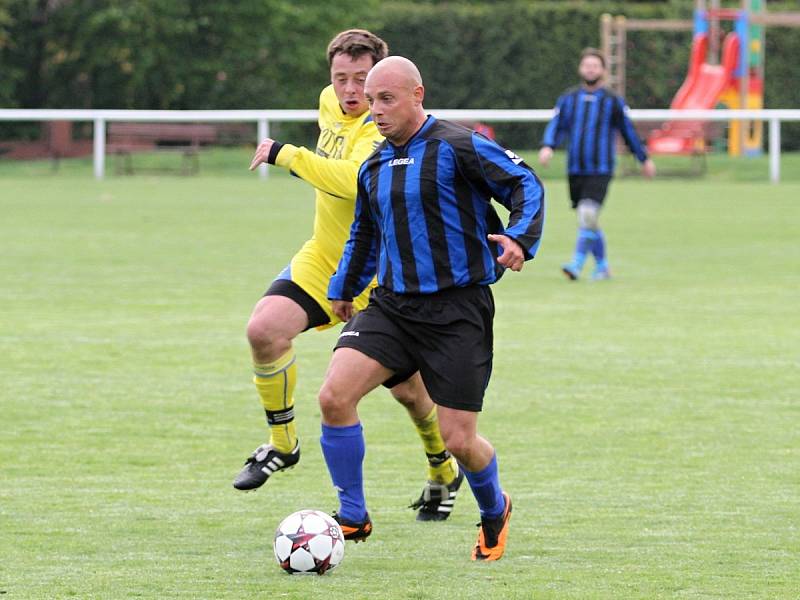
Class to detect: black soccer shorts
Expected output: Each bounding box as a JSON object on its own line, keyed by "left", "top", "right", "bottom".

{"left": 568, "top": 174, "right": 612, "bottom": 209}
{"left": 334, "top": 285, "right": 495, "bottom": 412}
{"left": 264, "top": 278, "right": 330, "bottom": 331}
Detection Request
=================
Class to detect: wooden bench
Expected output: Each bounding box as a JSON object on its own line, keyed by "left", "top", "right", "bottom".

{"left": 107, "top": 123, "right": 219, "bottom": 175}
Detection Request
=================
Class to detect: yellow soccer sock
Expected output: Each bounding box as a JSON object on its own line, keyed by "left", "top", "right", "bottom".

{"left": 413, "top": 406, "right": 459, "bottom": 485}
{"left": 253, "top": 349, "right": 298, "bottom": 454}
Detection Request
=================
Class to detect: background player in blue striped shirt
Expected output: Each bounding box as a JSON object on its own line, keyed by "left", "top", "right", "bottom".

{"left": 319, "top": 56, "right": 544, "bottom": 561}
{"left": 539, "top": 48, "right": 656, "bottom": 281}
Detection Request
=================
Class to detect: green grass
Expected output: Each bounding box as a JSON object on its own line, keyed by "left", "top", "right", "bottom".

{"left": 1, "top": 165, "right": 799, "bottom": 599}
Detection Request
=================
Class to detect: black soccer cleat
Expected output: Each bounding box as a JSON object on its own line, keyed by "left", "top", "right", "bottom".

{"left": 561, "top": 263, "right": 580, "bottom": 281}
{"left": 232, "top": 441, "right": 300, "bottom": 491}
{"left": 332, "top": 511, "right": 373, "bottom": 543}
{"left": 409, "top": 468, "right": 465, "bottom": 522}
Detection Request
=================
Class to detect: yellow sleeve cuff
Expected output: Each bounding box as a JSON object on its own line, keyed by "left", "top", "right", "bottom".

{"left": 275, "top": 144, "right": 300, "bottom": 168}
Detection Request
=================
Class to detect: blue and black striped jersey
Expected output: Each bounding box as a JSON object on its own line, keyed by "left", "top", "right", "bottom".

{"left": 328, "top": 116, "right": 544, "bottom": 300}
{"left": 541, "top": 87, "right": 648, "bottom": 176}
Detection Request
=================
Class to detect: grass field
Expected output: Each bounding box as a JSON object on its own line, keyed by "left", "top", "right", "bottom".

{"left": 1, "top": 159, "right": 799, "bottom": 598}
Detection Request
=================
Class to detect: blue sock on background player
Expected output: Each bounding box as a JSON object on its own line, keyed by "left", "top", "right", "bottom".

{"left": 591, "top": 228, "right": 608, "bottom": 271}
{"left": 320, "top": 422, "right": 367, "bottom": 522}
{"left": 570, "top": 227, "right": 598, "bottom": 272}
{"left": 462, "top": 454, "right": 505, "bottom": 519}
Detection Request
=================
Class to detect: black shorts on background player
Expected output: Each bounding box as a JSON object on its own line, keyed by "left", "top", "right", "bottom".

{"left": 568, "top": 175, "right": 612, "bottom": 208}
{"left": 334, "top": 285, "right": 495, "bottom": 412}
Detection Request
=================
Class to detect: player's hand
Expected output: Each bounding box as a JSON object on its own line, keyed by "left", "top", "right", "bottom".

{"left": 642, "top": 158, "right": 656, "bottom": 179}
{"left": 249, "top": 138, "right": 276, "bottom": 170}
{"left": 538, "top": 146, "right": 553, "bottom": 167}
{"left": 332, "top": 300, "right": 354, "bottom": 323}
{"left": 488, "top": 234, "right": 525, "bottom": 272}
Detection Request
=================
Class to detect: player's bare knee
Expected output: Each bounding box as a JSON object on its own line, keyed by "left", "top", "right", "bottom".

{"left": 318, "top": 380, "right": 356, "bottom": 422}
{"left": 246, "top": 314, "right": 290, "bottom": 360}
{"left": 317, "top": 383, "right": 336, "bottom": 416}
{"left": 317, "top": 382, "right": 340, "bottom": 420}
{"left": 389, "top": 381, "right": 417, "bottom": 409}
{"left": 245, "top": 315, "right": 265, "bottom": 347}
{"left": 444, "top": 441, "right": 473, "bottom": 465}
{"left": 440, "top": 428, "right": 473, "bottom": 462}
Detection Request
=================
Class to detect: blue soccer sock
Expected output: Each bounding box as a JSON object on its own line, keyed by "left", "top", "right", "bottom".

{"left": 591, "top": 228, "right": 608, "bottom": 270}
{"left": 570, "top": 228, "right": 598, "bottom": 272}
{"left": 320, "top": 422, "right": 367, "bottom": 522}
{"left": 462, "top": 454, "right": 505, "bottom": 519}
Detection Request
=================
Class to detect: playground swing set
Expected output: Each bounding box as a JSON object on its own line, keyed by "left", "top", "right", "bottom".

{"left": 601, "top": 0, "right": 800, "bottom": 164}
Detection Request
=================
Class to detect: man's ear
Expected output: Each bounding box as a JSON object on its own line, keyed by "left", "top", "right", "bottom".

{"left": 414, "top": 84, "right": 425, "bottom": 105}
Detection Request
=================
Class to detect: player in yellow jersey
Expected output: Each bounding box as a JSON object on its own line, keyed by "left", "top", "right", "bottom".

{"left": 234, "top": 30, "right": 464, "bottom": 524}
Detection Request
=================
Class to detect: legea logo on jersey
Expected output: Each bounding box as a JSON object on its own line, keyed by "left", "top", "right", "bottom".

{"left": 388, "top": 157, "right": 415, "bottom": 167}
{"left": 504, "top": 150, "right": 523, "bottom": 165}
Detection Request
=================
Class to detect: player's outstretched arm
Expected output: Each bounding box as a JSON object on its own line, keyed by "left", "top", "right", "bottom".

{"left": 249, "top": 123, "right": 381, "bottom": 201}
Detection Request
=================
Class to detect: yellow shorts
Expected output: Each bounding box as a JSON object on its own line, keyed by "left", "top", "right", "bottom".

{"left": 268, "top": 239, "right": 375, "bottom": 330}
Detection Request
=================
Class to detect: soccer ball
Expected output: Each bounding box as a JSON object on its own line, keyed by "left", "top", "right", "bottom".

{"left": 273, "top": 509, "right": 345, "bottom": 575}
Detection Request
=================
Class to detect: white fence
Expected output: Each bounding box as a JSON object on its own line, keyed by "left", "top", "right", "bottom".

{"left": 1, "top": 108, "right": 799, "bottom": 182}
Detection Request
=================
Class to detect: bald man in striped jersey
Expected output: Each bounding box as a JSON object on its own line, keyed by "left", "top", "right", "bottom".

{"left": 319, "top": 56, "right": 544, "bottom": 560}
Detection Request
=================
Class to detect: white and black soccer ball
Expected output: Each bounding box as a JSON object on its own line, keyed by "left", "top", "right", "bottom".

{"left": 273, "top": 509, "right": 345, "bottom": 575}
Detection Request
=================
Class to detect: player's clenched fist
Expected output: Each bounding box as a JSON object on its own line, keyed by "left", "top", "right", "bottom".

{"left": 488, "top": 234, "right": 525, "bottom": 272}
{"left": 331, "top": 300, "right": 354, "bottom": 323}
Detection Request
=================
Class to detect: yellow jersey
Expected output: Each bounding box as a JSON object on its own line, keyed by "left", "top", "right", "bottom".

{"left": 273, "top": 85, "right": 383, "bottom": 262}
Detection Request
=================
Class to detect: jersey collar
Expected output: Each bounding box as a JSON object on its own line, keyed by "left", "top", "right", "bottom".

{"left": 389, "top": 114, "right": 436, "bottom": 152}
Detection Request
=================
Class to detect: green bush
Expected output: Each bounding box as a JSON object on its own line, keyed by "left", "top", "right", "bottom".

{"left": 1, "top": 0, "right": 798, "bottom": 148}
{"left": 373, "top": 1, "right": 799, "bottom": 149}
{"left": 372, "top": 2, "right": 689, "bottom": 147}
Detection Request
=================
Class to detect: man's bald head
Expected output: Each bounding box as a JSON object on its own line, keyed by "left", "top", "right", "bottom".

{"left": 364, "top": 55, "right": 427, "bottom": 146}
{"left": 366, "top": 55, "right": 423, "bottom": 89}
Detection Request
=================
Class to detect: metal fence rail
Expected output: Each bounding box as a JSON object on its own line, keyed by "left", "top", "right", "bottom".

{"left": 1, "top": 108, "right": 799, "bottom": 182}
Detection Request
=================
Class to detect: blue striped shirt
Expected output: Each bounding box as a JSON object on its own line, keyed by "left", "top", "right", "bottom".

{"left": 328, "top": 116, "right": 544, "bottom": 300}
{"left": 541, "top": 87, "right": 648, "bottom": 176}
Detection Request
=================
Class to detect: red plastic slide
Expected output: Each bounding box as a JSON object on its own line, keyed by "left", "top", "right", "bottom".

{"left": 648, "top": 32, "right": 739, "bottom": 154}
